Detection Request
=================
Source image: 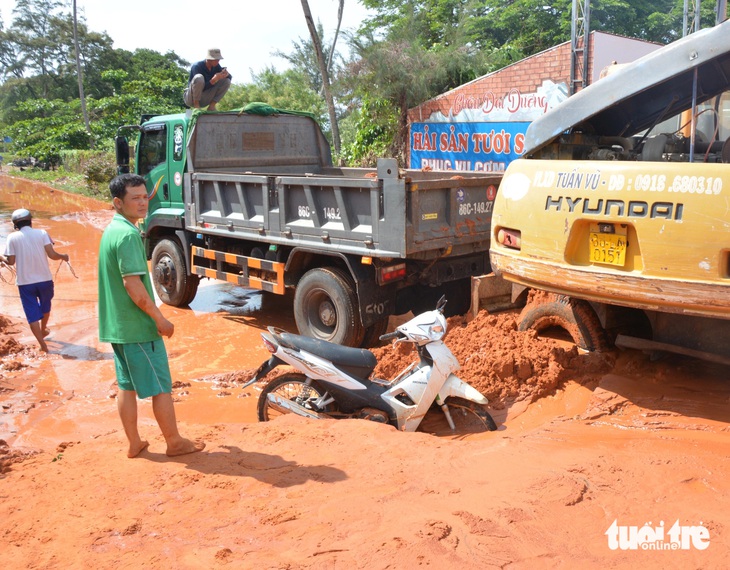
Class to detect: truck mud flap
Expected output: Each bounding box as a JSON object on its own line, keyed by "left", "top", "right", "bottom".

{"left": 191, "top": 246, "right": 285, "bottom": 294}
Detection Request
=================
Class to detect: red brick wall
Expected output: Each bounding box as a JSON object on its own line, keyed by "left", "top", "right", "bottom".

{"left": 408, "top": 41, "right": 574, "bottom": 123}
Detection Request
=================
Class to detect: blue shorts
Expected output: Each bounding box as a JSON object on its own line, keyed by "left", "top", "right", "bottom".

{"left": 18, "top": 280, "right": 54, "bottom": 324}
{"left": 112, "top": 340, "right": 173, "bottom": 399}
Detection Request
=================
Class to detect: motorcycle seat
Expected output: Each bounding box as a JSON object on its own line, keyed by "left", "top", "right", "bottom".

{"left": 279, "top": 332, "right": 378, "bottom": 379}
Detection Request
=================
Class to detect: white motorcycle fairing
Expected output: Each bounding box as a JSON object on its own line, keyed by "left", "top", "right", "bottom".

{"left": 380, "top": 340, "right": 470, "bottom": 431}
{"left": 275, "top": 346, "right": 368, "bottom": 390}
{"left": 438, "top": 374, "right": 490, "bottom": 405}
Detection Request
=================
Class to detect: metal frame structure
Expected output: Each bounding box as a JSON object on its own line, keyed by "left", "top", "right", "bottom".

{"left": 569, "top": 0, "right": 590, "bottom": 95}
{"left": 570, "top": 0, "right": 728, "bottom": 95}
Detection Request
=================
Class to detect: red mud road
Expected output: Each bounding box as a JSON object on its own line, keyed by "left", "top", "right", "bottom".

{"left": 1, "top": 176, "right": 729, "bottom": 569}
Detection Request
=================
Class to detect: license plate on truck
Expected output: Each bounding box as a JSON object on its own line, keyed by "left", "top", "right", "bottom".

{"left": 589, "top": 223, "right": 627, "bottom": 267}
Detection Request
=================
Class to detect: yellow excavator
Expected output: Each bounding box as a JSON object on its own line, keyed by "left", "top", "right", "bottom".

{"left": 484, "top": 19, "right": 730, "bottom": 364}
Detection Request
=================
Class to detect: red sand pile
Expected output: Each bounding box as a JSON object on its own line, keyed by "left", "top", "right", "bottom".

{"left": 372, "top": 309, "right": 615, "bottom": 408}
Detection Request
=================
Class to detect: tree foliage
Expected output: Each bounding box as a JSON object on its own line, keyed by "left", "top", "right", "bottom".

{"left": 341, "top": 95, "right": 400, "bottom": 166}
{"left": 0, "top": 0, "right": 723, "bottom": 169}
{"left": 352, "top": 1, "right": 495, "bottom": 161}
{"left": 350, "top": 0, "right": 720, "bottom": 161}
{"left": 0, "top": 1, "right": 189, "bottom": 162}
{"left": 224, "top": 67, "right": 328, "bottom": 124}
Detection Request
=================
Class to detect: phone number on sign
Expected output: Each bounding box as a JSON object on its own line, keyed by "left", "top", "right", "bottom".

{"left": 608, "top": 174, "right": 723, "bottom": 194}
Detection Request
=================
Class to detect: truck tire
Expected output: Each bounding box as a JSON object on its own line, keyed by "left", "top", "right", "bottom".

{"left": 518, "top": 292, "right": 608, "bottom": 352}
{"left": 294, "top": 267, "right": 364, "bottom": 347}
{"left": 440, "top": 278, "right": 472, "bottom": 317}
{"left": 360, "top": 318, "right": 389, "bottom": 348}
{"left": 407, "top": 280, "right": 470, "bottom": 317}
{"left": 151, "top": 238, "right": 199, "bottom": 307}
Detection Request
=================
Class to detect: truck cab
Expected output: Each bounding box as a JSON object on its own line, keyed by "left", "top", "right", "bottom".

{"left": 138, "top": 117, "right": 187, "bottom": 205}
{"left": 116, "top": 112, "right": 188, "bottom": 232}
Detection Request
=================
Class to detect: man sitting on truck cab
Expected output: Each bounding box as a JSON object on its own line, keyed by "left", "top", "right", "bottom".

{"left": 183, "top": 48, "right": 231, "bottom": 111}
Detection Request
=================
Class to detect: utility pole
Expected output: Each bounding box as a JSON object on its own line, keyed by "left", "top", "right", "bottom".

{"left": 717, "top": 0, "right": 728, "bottom": 24}
{"left": 72, "top": 0, "right": 93, "bottom": 149}
{"left": 570, "top": 0, "right": 590, "bottom": 95}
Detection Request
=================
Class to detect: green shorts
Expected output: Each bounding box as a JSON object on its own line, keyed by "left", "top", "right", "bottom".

{"left": 112, "top": 340, "right": 173, "bottom": 399}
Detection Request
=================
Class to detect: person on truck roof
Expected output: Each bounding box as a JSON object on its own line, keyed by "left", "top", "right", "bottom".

{"left": 183, "top": 48, "right": 231, "bottom": 111}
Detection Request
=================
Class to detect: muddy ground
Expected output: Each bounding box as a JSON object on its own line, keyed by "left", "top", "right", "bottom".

{"left": 1, "top": 177, "right": 729, "bottom": 569}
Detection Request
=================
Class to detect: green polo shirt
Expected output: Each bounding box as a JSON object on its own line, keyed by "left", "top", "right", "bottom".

{"left": 98, "top": 213, "right": 160, "bottom": 344}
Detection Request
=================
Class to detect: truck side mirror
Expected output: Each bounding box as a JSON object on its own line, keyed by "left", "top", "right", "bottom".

{"left": 115, "top": 135, "right": 130, "bottom": 174}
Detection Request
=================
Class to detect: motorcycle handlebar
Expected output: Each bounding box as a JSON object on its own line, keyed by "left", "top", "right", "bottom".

{"left": 379, "top": 331, "right": 400, "bottom": 341}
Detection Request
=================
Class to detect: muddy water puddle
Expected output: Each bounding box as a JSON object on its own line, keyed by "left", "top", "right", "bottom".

{"left": 0, "top": 177, "right": 298, "bottom": 446}
{"left": 2, "top": 175, "right": 730, "bottom": 451}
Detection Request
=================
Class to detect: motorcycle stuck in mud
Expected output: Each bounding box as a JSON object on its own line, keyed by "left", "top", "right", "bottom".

{"left": 243, "top": 297, "right": 498, "bottom": 434}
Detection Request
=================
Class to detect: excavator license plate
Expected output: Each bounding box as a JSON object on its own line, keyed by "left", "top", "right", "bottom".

{"left": 589, "top": 229, "right": 626, "bottom": 267}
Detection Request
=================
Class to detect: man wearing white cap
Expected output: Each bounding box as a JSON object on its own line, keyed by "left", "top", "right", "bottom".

{"left": 183, "top": 48, "right": 232, "bottom": 111}
{"left": 0, "top": 208, "right": 69, "bottom": 352}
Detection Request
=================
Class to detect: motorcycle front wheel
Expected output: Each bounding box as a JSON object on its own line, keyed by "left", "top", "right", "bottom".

{"left": 442, "top": 397, "right": 498, "bottom": 433}
{"left": 257, "top": 373, "right": 334, "bottom": 422}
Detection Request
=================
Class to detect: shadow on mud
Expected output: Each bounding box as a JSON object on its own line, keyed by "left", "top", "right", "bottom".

{"left": 47, "top": 340, "right": 113, "bottom": 362}
{"left": 218, "top": 290, "right": 297, "bottom": 332}
{"left": 145, "top": 445, "right": 348, "bottom": 487}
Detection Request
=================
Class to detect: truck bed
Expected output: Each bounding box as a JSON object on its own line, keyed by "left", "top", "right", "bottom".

{"left": 185, "top": 114, "right": 501, "bottom": 259}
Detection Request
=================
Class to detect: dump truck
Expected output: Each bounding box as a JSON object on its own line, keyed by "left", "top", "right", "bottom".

{"left": 115, "top": 109, "right": 501, "bottom": 347}
{"left": 488, "top": 19, "right": 730, "bottom": 363}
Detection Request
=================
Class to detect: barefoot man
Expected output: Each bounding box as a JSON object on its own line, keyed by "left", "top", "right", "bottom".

{"left": 98, "top": 173, "right": 204, "bottom": 458}
{"left": 0, "top": 208, "right": 69, "bottom": 352}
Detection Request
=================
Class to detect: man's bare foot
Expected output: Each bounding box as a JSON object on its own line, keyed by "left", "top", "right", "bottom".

{"left": 39, "top": 341, "right": 49, "bottom": 352}
{"left": 208, "top": 103, "right": 217, "bottom": 111}
{"left": 166, "top": 438, "right": 205, "bottom": 457}
{"left": 43, "top": 328, "right": 51, "bottom": 338}
{"left": 128, "top": 440, "right": 149, "bottom": 458}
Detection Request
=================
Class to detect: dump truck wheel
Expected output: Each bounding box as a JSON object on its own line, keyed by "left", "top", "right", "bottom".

{"left": 360, "top": 318, "right": 389, "bottom": 348}
{"left": 151, "top": 238, "right": 199, "bottom": 307}
{"left": 518, "top": 292, "right": 609, "bottom": 351}
{"left": 294, "top": 267, "right": 364, "bottom": 347}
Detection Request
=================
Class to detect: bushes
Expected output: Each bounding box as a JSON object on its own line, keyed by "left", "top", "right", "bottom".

{"left": 60, "top": 150, "right": 118, "bottom": 196}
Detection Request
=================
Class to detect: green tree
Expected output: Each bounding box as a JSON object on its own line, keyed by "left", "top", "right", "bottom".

{"left": 1, "top": 0, "right": 67, "bottom": 98}
{"left": 341, "top": 95, "right": 399, "bottom": 166}
{"left": 224, "top": 67, "right": 328, "bottom": 125}
{"left": 0, "top": 0, "right": 117, "bottom": 106}
{"left": 350, "top": 1, "right": 492, "bottom": 162}
{"left": 1, "top": 44, "right": 188, "bottom": 158}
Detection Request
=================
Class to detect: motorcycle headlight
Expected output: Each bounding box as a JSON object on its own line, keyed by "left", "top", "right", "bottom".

{"left": 418, "top": 322, "right": 445, "bottom": 341}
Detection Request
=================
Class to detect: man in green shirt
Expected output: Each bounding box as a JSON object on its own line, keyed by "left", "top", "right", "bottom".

{"left": 99, "top": 173, "right": 204, "bottom": 458}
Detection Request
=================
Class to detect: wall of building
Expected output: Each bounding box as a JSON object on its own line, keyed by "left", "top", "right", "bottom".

{"left": 407, "top": 32, "right": 660, "bottom": 172}
{"left": 591, "top": 33, "right": 661, "bottom": 82}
